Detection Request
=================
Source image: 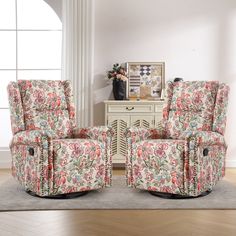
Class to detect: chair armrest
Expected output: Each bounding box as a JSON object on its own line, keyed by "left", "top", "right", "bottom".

{"left": 125, "top": 126, "right": 164, "bottom": 142}
{"left": 179, "top": 130, "right": 226, "bottom": 146}
{"left": 73, "top": 126, "right": 113, "bottom": 186}
{"left": 10, "top": 130, "right": 57, "bottom": 147}
{"left": 10, "top": 130, "right": 56, "bottom": 197}
{"left": 73, "top": 126, "right": 113, "bottom": 141}
{"left": 180, "top": 130, "right": 227, "bottom": 197}
{"left": 125, "top": 127, "right": 150, "bottom": 142}
{"left": 125, "top": 126, "right": 164, "bottom": 187}
{"left": 125, "top": 127, "right": 149, "bottom": 187}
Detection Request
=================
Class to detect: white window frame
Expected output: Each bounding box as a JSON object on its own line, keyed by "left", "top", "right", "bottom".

{"left": 0, "top": 0, "right": 62, "bottom": 167}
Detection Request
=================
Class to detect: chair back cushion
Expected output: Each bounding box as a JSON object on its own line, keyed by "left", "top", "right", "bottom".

{"left": 8, "top": 80, "right": 76, "bottom": 138}
{"left": 162, "top": 81, "right": 229, "bottom": 138}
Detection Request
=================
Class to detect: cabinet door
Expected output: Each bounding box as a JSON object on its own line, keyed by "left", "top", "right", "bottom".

{"left": 155, "top": 115, "right": 163, "bottom": 128}
{"left": 155, "top": 103, "right": 163, "bottom": 128}
{"left": 130, "top": 115, "right": 154, "bottom": 129}
{"left": 107, "top": 115, "right": 129, "bottom": 163}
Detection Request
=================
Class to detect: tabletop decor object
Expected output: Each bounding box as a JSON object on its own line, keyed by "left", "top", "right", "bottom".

{"left": 107, "top": 63, "right": 128, "bottom": 100}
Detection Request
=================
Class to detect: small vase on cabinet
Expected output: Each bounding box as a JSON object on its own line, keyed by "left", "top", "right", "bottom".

{"left": 112, "top": 79, "right": 126, "bottom": 100}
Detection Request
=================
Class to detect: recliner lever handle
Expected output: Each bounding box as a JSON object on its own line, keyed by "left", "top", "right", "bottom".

{"left": 203, "top": 148, "right": 209, "bottom": 156}
{"left": 28, "top": 147, "right": 34, "bottom": 156}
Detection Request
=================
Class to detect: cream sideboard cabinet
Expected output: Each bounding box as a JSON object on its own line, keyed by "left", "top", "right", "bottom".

{"left": 104, "top": 100, "right": 164, "bottom": 164}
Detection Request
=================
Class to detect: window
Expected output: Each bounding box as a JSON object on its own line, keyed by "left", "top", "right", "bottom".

{"left": 0, "top": 0, "right": 62, "bottom": 147}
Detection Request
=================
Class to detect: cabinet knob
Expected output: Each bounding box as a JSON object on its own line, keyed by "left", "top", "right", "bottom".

{"left": 126, "top": 107, "right": 134, "bottom": 111}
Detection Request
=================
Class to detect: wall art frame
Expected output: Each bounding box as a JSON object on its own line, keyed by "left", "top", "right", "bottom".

{"left": 126, "top": 62, "right": 165, "bottom": 100}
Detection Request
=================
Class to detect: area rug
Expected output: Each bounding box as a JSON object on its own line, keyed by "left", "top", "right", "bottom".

{"left": 0, "top": 175, "right": 236, "bottom": 211}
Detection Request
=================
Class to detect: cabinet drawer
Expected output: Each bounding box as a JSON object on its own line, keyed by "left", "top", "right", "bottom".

{"left": 155, "top": 104, "right": 163, "bottom": 113}
{"left": 108, "top": 104, "right": 154, "bottom": 113}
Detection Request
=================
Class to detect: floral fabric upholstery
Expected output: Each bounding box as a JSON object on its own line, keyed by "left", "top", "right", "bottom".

{"left": 11, "top": 130, "right": 55, "bottom": 196}
{"left": 73, "top": 126, "right": 113, "bottom": 186}
{"left": 184, "top": 131, "right": 226, "bottom": 196}
{"left": 8, "top": 80, "right": 112, "bottom": 197}
{"left": 17, "top": 80, "right": 76, "bottom": 138}
{"left": 52, "top": 139, "right": 106, "bottom": 194}
{"left": 164, "top": 81, "right": 219, "bottom": 139}
{"left": 7, "top": 82, "right": 25, "bottom": 134}
{"left": 126, "top": 81, "right": 229, "bottom": 196}
{"left": 131, "top": 139, "right": 186, "bottom": 194}
{"left": 213, "top": 83, "right": 230, "bottom": 135}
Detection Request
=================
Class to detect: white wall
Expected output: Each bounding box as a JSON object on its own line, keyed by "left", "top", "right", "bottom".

{"left": 93, "top": 0, "right": 236, "bottom": 166}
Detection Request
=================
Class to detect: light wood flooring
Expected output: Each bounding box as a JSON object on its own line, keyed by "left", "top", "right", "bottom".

{"left": 0, "top": 168, "right": 236, "bottom": 236}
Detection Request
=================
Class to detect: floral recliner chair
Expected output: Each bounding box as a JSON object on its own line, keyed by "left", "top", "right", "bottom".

{"left": 7, "top": 80, "right": 112, "bottom": 197}
{"left": 126, "top": 81, "right": 229, "bottom": 197}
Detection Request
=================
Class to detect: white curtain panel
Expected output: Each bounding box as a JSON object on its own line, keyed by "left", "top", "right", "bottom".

{"left": 62, "top": 0, "right": 94, "bottom": 127}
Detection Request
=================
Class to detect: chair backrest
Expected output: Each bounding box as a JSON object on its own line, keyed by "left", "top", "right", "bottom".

{"left": 7, "top": 80, "right": 76, "bottom": 138}
{"left": 162, "top": 81, "right": 229, "bottom": 138}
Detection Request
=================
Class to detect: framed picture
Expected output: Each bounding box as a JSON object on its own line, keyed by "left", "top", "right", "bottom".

{"left": 126, "top": 62, "right": 165, "bottom": 100}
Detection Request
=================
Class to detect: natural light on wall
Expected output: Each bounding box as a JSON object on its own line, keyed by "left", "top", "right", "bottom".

{"left": 0, "top": 0, "right": 62, "bottom": 148}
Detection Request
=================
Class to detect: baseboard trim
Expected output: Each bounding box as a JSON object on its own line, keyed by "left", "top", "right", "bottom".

{"left": 226, "top": 159, "right": 236, "bottom": 168}
{"left": 1, "top": 150, "right": 236, "bottom": 168}
{"left": 0, "top": 149, "right": 11, "bottom": 169}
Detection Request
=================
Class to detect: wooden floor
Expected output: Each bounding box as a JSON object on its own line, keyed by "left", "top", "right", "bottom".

{"left": 0, "top": 168, "right": 236, "bottom": 236}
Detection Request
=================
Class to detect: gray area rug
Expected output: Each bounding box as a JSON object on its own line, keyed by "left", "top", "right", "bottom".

{"left": 0, "top": 175, "right": 236, "bottom": 211}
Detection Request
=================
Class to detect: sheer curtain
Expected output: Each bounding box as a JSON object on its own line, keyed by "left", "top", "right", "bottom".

{"left": 62, "top": 0, "right": 94, "bottom": 127}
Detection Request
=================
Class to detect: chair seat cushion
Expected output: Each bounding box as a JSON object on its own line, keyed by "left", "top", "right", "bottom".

{"left": 52, "top": 138, "right": 106, "bottom": 195}
{"left": 132, "top": 139, "right": 186, "bottom": 195}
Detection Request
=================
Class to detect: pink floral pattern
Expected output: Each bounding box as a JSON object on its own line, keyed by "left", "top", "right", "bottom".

{"left": 63, "top": 80, "right": 76, "bottom": 130}
{"left": 52, "top": 139, "right": 106, "bottom": 194}
{"left": 11, "top": 130, "right": 54, "bottom": 195}
{"left": 8, "top": 80, "right": 112, "bottom": 197}
{"left": 131, "top": 139, "right": 186, "bottom": 194}
{"left": 73, "top": 126, "right": 113, "bottom": 186}
{"left": 17, "top": 80, "right": 74, "bottom": 138}
{"left": 126, "top": 81, "right": 229, "bottom": 196}
{"left": 7, "top": 82, "right": 25, "bottom": 134}
{"left": 164, "top": 81, "right": 219, "bottom": 139}
{"left": 213, "top": 83, "right": 230, "bottom": 135}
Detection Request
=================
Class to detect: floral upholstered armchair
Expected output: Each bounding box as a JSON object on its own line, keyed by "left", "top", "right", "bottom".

{"left": 125, "top": 81, "right": 229, "bottom": 197}
{"left": 7, "top": 80, "right": 112, "bottom": 197}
